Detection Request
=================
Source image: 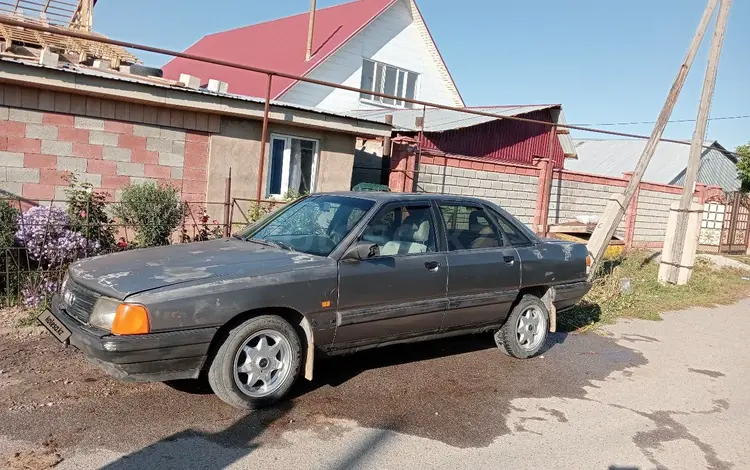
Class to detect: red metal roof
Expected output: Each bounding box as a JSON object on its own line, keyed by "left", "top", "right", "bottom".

{"left": 162, "top": 0, "right": 397, "bottom": 99}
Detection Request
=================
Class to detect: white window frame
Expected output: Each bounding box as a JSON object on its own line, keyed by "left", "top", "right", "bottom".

{"left": 266, "top": 134, "right": 320, "bottom": 199}
{"left": 359, "top": 59, "right": 420, "bottom": 109}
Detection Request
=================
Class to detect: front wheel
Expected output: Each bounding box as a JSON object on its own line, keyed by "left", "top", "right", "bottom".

{"left": 495, "top": 295, "right": 549, "bottom": 359}
{"left": 208, "top": 315, "right": 302, "bottom": 409}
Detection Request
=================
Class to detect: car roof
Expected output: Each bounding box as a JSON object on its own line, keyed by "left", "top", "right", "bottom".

{"left": 318, "top": 191, "right": 487, "bottom": 204}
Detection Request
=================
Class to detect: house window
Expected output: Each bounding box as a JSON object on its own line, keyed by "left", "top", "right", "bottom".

{"left": 267, "top": 135, "right": 319, "bottom": 198}
{"left": 360, "top": 59, "right": 418, "bottom": 108}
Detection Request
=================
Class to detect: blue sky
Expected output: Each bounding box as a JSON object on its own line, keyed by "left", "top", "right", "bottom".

{"left": 96, "top": 0, "right": 749, "bottom": 150}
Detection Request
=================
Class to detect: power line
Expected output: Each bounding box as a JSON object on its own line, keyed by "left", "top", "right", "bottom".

{"left": 572, "top": 114, "right": 750, "bottom": 127}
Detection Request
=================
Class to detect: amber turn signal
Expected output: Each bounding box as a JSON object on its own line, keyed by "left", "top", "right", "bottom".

{"left": 111, "top": 304, "right": 150, "bottom": 335}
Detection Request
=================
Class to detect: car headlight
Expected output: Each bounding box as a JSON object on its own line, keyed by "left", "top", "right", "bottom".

{"left": 89, "top": 297, "right": 120, "bottom": 331}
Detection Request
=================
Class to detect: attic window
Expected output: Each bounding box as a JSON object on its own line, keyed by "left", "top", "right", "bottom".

{"left": 360, "top": 59, "right": 418, "bottom": 108}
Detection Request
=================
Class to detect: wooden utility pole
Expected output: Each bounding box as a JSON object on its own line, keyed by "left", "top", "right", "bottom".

{"left": 662, "top": 0, "right": 731, "bottom": 284}
{"left": 305, "top": 0, "right": 317, "bottom": 61}
{"left": 586, "top": 0, "right": 719, "bottom": 279}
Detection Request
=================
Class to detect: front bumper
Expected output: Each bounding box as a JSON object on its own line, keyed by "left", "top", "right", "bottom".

{"left": 50, "top": 294, "right": 218, "bottom": 382}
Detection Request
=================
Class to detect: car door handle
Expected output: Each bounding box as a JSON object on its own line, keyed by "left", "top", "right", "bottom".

{"left": 503, "top": 255, "right": 515, "bottom": 265}
{"left": 425, "top": 261, "right": 441, "bottom": 271}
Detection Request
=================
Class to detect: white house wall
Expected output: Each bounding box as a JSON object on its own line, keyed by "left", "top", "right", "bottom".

{"left": 279, "top": 0, "right": 458, "bottom": 112}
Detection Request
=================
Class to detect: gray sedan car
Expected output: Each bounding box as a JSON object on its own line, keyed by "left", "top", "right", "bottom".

{"left": 41, "top": 192, "right": 592, "bottom": 409}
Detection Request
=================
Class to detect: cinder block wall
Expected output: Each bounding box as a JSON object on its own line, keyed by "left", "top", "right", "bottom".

{"left": 416, "top": 156, "right": 539, "bottom": 225}
{"left": 633, "top": 188, "right": 681, "bottom": 246}
{"left": 0, "top": 85, "right": 214, "bottom": 204}
{"left": 548, "top": 172, "right": 627, "bottom": 238}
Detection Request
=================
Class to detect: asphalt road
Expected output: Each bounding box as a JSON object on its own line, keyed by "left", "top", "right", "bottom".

{"left": 1, "top": 300, "right": 748, "bottom": 469}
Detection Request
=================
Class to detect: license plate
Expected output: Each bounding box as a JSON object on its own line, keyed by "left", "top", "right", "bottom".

{"left": 38, "top": 309, "right": 72, "bottom": 343}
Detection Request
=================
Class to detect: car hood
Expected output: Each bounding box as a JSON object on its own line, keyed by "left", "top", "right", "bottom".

{"left": 68, "top": 238, "right": 330, "bottom": 300}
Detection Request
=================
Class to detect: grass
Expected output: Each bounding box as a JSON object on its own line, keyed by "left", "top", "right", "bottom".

{"left": 560, "top": 250, "right": 750, "bottom": 332}
{"left": 728, "top": 255, "right": 750, "bottom": 266}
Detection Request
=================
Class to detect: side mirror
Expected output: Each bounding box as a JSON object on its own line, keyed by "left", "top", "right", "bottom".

{"left": 343, "top": 241, "right": 380, "bottom": 261}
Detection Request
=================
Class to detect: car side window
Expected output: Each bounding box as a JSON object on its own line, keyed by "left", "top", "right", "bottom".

{"left": 492, "top": 212, "right": 532, "bottom": 246}
{"left": 438, "top": 204, "right": 503, "bottom": 251}
{"left": 361, "top": 205, "right": 436, "bottom": 256}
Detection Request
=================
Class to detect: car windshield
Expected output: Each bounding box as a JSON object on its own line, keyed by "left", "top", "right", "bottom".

{"left": 236, "top": 195, "right": 375, "bottom": 257}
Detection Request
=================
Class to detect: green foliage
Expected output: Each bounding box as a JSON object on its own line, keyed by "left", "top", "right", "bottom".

{"left": 736, "top": 143, "right": 750, "bottom": 192}
{"left": 113, "top": 182, "right": 185, "bottom": 247}
{"left": 0, "top": 200, "right": 19, "bottom": 250}
{"left": 64, "top": 173, "right": 116, "bottom": 252}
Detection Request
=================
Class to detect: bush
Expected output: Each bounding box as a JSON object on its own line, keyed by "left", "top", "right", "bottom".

{"left": 113, "top": 182, "right": 185, "bottom": 247}
{"left": 0, "top": 200, "right": 19, "bottom": 250}
{"left": 15, "top": 206, "right": 96, "bottom": 268}
{"left": 65, "top": 174, "right": 116, "bottom": 252}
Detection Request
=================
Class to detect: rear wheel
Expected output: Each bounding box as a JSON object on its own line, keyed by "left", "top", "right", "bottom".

{"left": 495, "top": 295, "right": 549, "bottom": 359}
{"left": 208, "top": 315, "right": 302, "bottom": 409}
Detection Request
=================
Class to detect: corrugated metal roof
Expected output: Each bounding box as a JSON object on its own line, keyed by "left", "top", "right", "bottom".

{"left": 348, "top": 104, "right": 577, "bottom": 158}
{"left": 0, "top": 56, "right": 391, "bottom": 127}
{"left": 569, "top": 139, "right": 739, "bottom": 191}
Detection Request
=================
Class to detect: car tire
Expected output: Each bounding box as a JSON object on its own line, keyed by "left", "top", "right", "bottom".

{"left": 207, "top": 315, "right": 302, "bottom": 409}
{"left": 495, "top": 294, "right": 549, "bottom": 359}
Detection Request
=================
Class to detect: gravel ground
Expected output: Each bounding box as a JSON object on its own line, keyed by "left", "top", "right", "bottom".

{"left": 1, "top": 300, "right": 748, "bottom": 469}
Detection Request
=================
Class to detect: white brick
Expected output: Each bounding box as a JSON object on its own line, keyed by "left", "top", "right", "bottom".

{"left": 25, "top": 124, "right": 58, "bottom": 140}
{"left": 41, "top": 141, "right": 73, "bottom": 156}
{"left": 158, "top": 152, "right": 184, "bottom": 167}
{"left": 0, "top": 151, "right": 24, "bottom": 167}
{"left": 57, "top": 156, "right": 87, "bottom": 172}
{"left": 7, "top": 167, "right": 40, "bottom": 183}
{"left": 75, "top": 116, "right": 105, "bottom": 130}
{"left": 90, "top": 131, "right": 119, "bottom": 147}
{"left": 8, "top": 108, "right": 42, "bottom": 124}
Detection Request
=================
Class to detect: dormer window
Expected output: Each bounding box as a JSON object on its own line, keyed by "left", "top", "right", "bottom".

{"left": 360, "top": 59, "right": 418, "bottom": 108}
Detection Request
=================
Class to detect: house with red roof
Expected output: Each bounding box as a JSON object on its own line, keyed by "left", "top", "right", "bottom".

{"left": 162, "top": 0, "right": 464, "bottom": 113}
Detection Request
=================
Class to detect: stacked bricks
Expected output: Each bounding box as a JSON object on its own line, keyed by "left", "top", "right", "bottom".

{"left": 1, "top": 105, "right": 209, "bottom": 203}
{"left": 417, "top": 156, "right": 539, "bottom": 225}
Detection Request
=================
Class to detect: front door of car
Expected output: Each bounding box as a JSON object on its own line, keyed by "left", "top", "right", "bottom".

{"left": 333, "top": 202, "right": 448, "bottom": 349}
{"left": 437, "top": 202, "right": 521, "bottom": 331}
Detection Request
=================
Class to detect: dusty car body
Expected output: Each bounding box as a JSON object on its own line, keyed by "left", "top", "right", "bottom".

{"left": 42, "top": 192, "right": 592, "bottom": 408}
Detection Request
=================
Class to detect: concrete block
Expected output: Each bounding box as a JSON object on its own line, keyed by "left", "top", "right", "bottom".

{"left": 171, "top": 167, "right": 184, "bottom": 179}
{"left": 0, "top": 181, "right": 22, "bottom": 195}
{"left": 133, "top": 124, "right": 161, "bottom": 138}
{"left": 7, "top": 167, "right": 39, "bottom": 183}
{"left": 0, "top": 151, "right": 24, "bottom": 167}
{"left": 78, "top": 173, "right": 102, "bottom": 187}
{"left": 9, "top": 108, "right": 42, "bottom": 124}
{"left": 75, "top": 116, "right": 105, "bottom": 130}
{"left": 103, "top": 147, "right": 132, "bottom": 162}
{"left": 488, "top": 172, "right": 500, "bottom": 181}
{"left": 465, "top": 170, "right": 477, "bottom": 179}
{"left": 172, "top": 140, "right": 186, "bottom": 156}
{"left": 461, "top": 187, "right": 474, "bottom": 196}
{"left": 0, "top": 106, "right": 8, "bottom": 120}
{"left": 25, "top": 124, "right": 58, "bottom": 140}
{"left": 41, "top": 141, "right": 73, "bottom": 156}
{"left": 147, "top": 138, "right": 174, "bottom": 153}
{"left": 480, "top": 179, "right": 492, "bottom": 189}
{"left": 130, "top": 177, "right": 157, "bottom": 186}
{"left": 158, "top": 152, "right": 184, "bottom": 167}
{"left": 207, "top": 79, "right": 229, "bottom": 94}
{"left": 117, "top": 162, "right": 144, "bottom": 177}
{"left": 448, "top": 186, "right": 462, "bottom": 195}
{"left": 456, "top": 177, "right": 469, "bottom": 187}
{"left": 38, "top": 48, "right": 60, "bottom": 67}
{"left": 452, "top": 169, "right": 464, "bottom": 177}
{"left": 422, "top": 183, "right": 439, "bottom": 193}
{"left": 57, "top": 156, "right": 87, "bottom": 173}
{"left": 179, "top": 74, "right": 201, "bottom": 90}
{"left": 160, "top": 128, "right": 186, "bottom": 142}
{"left": 90, "top": 131, "right": 119, "bottom": 147}
{"left": 0, "top": 167, "right": 5, "bottom": 182}
{"left": 444, "top": 176, "right": 457, "bottom": 186}
{"left": 474, "top": 188, "right": 486, "bottom": 197}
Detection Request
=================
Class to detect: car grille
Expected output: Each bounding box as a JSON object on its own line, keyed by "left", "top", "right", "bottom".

{"left": 63, "top": 280, "right": 99, "bottom": 323}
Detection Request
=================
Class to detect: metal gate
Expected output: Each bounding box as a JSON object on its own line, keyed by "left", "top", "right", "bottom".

{"left": 720, "top": 192, "right": 750, "bottom": 254}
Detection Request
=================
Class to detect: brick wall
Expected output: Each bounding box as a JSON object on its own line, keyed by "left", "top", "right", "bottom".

{"left": 548, "top": 172, "right": 628, "bottom": 238}
{"left": 633, "top": 188, "right": 681, "bottom": 246}
{"left": 415, "top": 156, "right": 539, "bottom": 224}
{"left": 1, "top": 104, "right": 210, "bottom": 203}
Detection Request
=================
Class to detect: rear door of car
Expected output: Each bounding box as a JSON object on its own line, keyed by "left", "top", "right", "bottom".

{"left": 437, "top": 201, "right": 521, "bottom": 331}
{"left": 333, "top": 200, "right": 448, "bottom": 349}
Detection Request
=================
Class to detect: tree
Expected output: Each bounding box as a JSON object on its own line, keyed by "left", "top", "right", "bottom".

{"left": 736, "top": 142, "right": 750, "bottom": 192}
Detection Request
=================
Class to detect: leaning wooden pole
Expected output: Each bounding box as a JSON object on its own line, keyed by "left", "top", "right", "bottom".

{"left": 661, "top": 0, "right": 731, "bottom": 284}
{"left": 586, "top": 0, "right": 719, "bottom": 280}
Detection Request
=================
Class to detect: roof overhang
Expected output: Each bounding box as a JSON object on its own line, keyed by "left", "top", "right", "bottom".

{"left": 0, "top": 58, "right": 392, "bottom": 138}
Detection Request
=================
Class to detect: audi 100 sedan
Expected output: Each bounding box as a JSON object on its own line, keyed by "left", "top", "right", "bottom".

{"left": 41, "top": 192, "right": 592, "bottom": 409}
